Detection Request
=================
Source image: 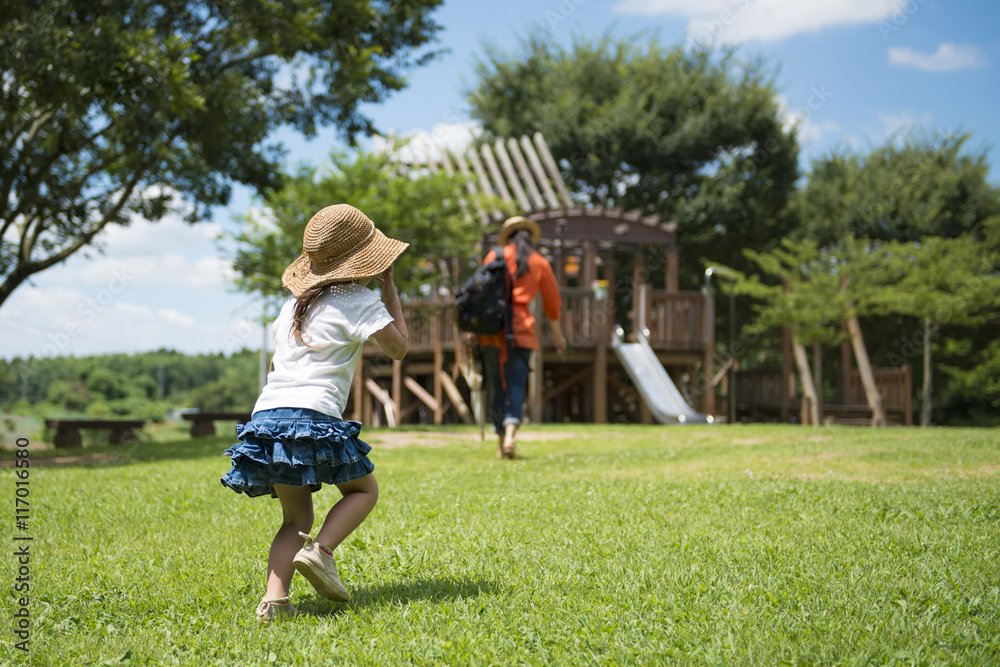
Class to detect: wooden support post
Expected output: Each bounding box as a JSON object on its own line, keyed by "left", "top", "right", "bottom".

{"left": 701, "top": 287, "right": 716, "bottom": 416}
{"left": 631, "top": 246, "right": 646, "bottom": 338}
{"left": 365, "top": 378, "right": 397, "bottom": 428}
{"left": 666, "top": 236, "right": 679, "bottom": 292}
{"left": 902, "top": 364, "right": 913, "bottom": 427}
{"left": 637, "top": 283, "right": 650, "bottom": 334}
{"left": 392, "top": 359, "right": 403, "bottom": 425}
{"left": 593, "top": 294, "right": 609, "bottom": 424}
{"left": 584, "top": 241, "right": 596, "bottom": 338}
{"left": 438, "top": 371, "right": 474, "bottom": 424}
{"left": 404, "top": 377, "right": 440, "bottom": 413}
{"left": 432, "top": 296, "right": 443, "bottom": 425}
{"left": 605, "top": 247, "right": 616, "bottom": 322}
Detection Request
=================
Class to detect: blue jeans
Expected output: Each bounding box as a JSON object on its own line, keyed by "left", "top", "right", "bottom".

{"left": 480, "top": 346, "right": 532, "bottom": 435}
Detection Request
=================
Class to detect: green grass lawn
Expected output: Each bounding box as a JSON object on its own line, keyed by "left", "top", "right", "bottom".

{"left": 4, "top": 424, "right": 999, "bottom": 666}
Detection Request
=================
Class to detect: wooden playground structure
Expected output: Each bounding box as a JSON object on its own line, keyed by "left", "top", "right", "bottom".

{"left": 342, "top": 133, "right": 914, "bottom": 428}
{"left": 344, "top": 133, "right": 715, "bottom": 428}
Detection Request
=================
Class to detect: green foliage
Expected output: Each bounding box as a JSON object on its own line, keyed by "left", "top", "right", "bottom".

{"left": 0, "top": 0, "right": 445, "bottom": 307}
{"left": 468, "top": 34, "right": 800, "bottom": 288}
{"left": 16, "top": 424, "right": 1000, "bottom": 664}
{"left": 187, "top": 365, "right": 260, "bottom": 412}
{"left": 737, "top": 238, "right": 850, "bottom": 345}
{"left": 229, "top": 148, "right": 481, "bottom": 298}
{"left": 797, "top": 132, "right": 1000, "bottom": 245}
{"left": 45, "top": 379, "right": 90, "bottom": 412}
{"left": 863, "top": 236, "right": 1000, "bottom": 326}
{"left": 935, "top": 330, "right": 1000, "bottom": 426}
{"left": 792, "top": 134, "right": 1000, "bottom": 419}
{"left": 0, "top": 348, "right": 259, "bottom": 418}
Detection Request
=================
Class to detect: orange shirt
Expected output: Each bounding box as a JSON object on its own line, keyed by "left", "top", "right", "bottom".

{"left": 478, "top": 245, "right": 561, "bottom": 350}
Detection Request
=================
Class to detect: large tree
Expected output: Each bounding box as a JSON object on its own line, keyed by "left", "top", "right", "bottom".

{"left": 797, "top": 132, "right": 1000, "bottom": 245}
{"left": 797, "top": 131, "right": 1000, "bottom": 424}
{"left": 870, "top": 236, "right": 1000, "bottom": 426}
{"left": 468, "top": 34, "right": 800, "bottom": 288}
{"left": 0, "top": 0, "right": 444, "bottom": 308}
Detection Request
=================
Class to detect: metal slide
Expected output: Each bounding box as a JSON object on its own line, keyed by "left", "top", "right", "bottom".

{"left": 610, "top": 327, "right": 714, "bottom": 424}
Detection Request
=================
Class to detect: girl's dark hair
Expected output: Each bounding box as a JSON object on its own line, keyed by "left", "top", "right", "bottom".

{"left": 291, "top": 283, "right": 329, "bottom": 344}
{"left": 509, "top": 228, "right": 534, "bottom": 278}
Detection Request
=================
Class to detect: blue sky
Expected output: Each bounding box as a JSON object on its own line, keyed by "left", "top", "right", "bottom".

{"left": 3, "top": 0, "right": 998, "bottom": 360}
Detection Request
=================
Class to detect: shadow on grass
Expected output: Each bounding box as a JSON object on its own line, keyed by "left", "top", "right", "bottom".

{"left": 296, "top": 576, "right": 500, "bottom": 617}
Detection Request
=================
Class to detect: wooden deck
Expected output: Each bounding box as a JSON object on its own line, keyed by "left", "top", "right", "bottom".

{"left": 352, "top": 287, "right": 714, "bottom": 427}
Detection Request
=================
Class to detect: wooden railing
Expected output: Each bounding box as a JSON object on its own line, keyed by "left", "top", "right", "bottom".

{"left": 364, "top": 298, "right": 458, "bottom": 354}
{"left": 367, "top": 287, "right": 711, "bottom": 354}
{"left": 636, "top": 286, "right": 708, "bottom": 350}
{"left": 555, "top": 287, "right": 606, "bottom": 347}
{"left": 845, "top": 366, "right": 912, "bottom": 412}
{"left": 736, "top": 369, "right": 792, "bottom": 409}
{"left": 736, "top": 365, "right": 913, "bottom": 424}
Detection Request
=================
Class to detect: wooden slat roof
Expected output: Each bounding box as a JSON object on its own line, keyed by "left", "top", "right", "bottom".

{"left": 406, "top": 132, "right": 676, "bottom": 245}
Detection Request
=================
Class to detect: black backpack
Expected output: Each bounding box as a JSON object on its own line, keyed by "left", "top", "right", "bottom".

{"left": 455, "top": 246, "right": 514, "bottom": 340}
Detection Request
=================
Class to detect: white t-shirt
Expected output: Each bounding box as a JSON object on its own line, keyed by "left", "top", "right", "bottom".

{"left": 253, "top": 283, "right": 393, "bottom": 419}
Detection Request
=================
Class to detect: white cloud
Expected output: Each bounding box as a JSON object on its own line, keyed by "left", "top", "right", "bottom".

{"left": 888, "top": 42, "right": 985, "bottom": 71}
{"left": 23, "top": 212, "right": 236, "bottom": 293}
{"left": 616, "top": 0, "right": 903, "bottom": 44}
{"left": 776, "top": 95, "right": 841, "bottom": 145}
{"left": 95, "top": 212, "right": 224, "bottom": 256}
{"left": 155, "top": 308, "right": 197, "bottom": 327}
{"left": 0, "top": 281, "right": 255, "bottom": 359}
{"left": 0, "top": 205, "right": 252, "bottom": 359}
{"left": 374, "top": 120, "right": 482, "bottom": 164}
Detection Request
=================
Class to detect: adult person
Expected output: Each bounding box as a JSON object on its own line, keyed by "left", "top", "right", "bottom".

{"left": 478, "top": 216, "right": 566, "bottom": 459}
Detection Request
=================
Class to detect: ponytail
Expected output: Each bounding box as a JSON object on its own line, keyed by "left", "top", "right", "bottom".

{"left": 291, "top": 284, "right": 327, "bottom": 344}
{"left": 510, "top": 228, "right": 534, "bottom": 278}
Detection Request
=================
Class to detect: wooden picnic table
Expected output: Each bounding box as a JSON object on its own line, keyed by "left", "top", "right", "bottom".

{"left": 182, "top": 412, "right": 253, "bottom": 438}
{"left": 45, "top": 419, "right": 145, "bottom": 448}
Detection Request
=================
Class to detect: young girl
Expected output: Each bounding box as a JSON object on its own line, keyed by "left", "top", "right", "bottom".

{"left": 221, "top": 203, "right": 408, "bottom": 622}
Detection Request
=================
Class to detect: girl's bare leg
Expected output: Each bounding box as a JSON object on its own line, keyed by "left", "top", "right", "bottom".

{"left": 265, "top": 485, "right": 314, "bottom": 600}
{"left": 314, "top": 473, "right": 379, "bottom": 551}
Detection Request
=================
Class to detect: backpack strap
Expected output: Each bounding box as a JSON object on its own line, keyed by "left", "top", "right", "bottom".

{"left": 495, "top": 246, "right": 516, "bottom": 349}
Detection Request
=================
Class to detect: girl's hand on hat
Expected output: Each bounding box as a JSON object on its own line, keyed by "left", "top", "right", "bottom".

{"left": 375, "top": 264, "right": 395, "bottom": 291}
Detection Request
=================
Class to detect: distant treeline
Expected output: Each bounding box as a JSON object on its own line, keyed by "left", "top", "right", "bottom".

{"left": 0, "top": 349, "right": 260, "bottom": 421}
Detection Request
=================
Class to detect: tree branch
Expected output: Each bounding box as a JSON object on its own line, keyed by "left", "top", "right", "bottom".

{"left": 0, "top": 108, "right": 55, "bottom": 219}
{"left": 19, "top": 154, "right": 155, "bottom": 277}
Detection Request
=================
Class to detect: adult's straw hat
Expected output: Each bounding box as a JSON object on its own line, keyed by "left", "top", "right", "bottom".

{"left": 282, "top": 204, "right": 408, "bottom": 298}
{"left": 498, "top": 215, "right": 541, "bottom": 246}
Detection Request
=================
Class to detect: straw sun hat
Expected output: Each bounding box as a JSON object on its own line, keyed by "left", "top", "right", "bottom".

{"left": 281, "top": 204, "right": 409, "bottom": 298}
{"left": 498, "top": 215, "right": 540, "bottom": 246}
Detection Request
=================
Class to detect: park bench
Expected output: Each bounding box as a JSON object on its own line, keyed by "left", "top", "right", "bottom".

{"left": 45, "top": 419, "right": 145, "bottom": 448}
{"left": 182, "top": 412, "right": 253, "bottom": 438}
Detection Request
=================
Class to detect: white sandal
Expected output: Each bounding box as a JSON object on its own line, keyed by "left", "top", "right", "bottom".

{"left": 256, "top": 596, "right": 298, "bottom": 622}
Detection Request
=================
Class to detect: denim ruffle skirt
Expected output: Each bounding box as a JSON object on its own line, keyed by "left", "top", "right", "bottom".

{"left": 220, "top": 407, "right": 375, "bottom": 498}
